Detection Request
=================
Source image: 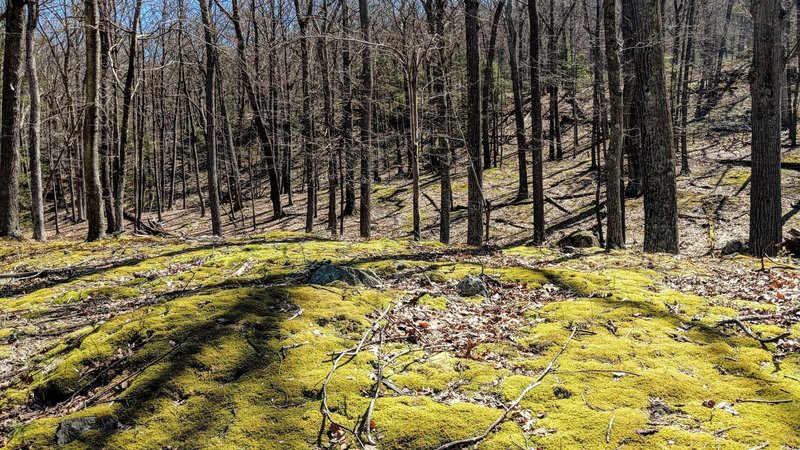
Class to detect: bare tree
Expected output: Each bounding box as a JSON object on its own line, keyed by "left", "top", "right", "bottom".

{"left": 0, "top": 0, "right": 26, "bottom": 238}
{"left": 630, "top": 0, "right": 678, "bottom": 253}
{"left": 466, "top": 0, "right": 483, "bottom": 245}
{"left": 112, "top": 0, "right": 142, "bottom": 233}
{"left": 749, "top": 0, "right": 784, "bottom": 256}
{"left": 529, "top": 0, "right": 545, "bottom": 244}
{"left": 26, "top": 0, "right": 45, "bottom": 241}
{"left": 506, "top": 3, "right": 529, "bottom": 201}
{"left": 604, "top": 0, "right": 624, "bottom": 248}
{"left": 359, "top": 0, "right": 373, "bottom": 238}
{"left": 482, "top": 0, "right": 505, "bottom": 170}
{"left": 84, "top": 0, "right": 105, "bottom": 241}
{"left": 199, "top": 0, "right": 223, "bottom": 236}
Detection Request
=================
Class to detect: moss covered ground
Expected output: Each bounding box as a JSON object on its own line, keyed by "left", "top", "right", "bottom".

{"left": 1, "top": 234, "right": 799, "bottom": 449}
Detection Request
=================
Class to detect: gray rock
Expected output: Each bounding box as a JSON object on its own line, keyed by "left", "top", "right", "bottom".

{"left": 309, "top": 263, "right": 383, "bottom": 287}
{"left": 720, "top": 239, "right": 747, "bottom": 255}
{"left": 556, "top": 231, "right": 599, "bottom": 249}
{"left": 457, "top": 275, "right": 489, "bottom": 297}
{"left": 56, "top": 416, "right": 118, "bottom": 445}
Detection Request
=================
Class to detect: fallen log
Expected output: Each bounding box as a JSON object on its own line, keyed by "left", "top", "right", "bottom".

{"left": 123, "top": 212, "right": 172, "bottom": 236}
{"left": 719, "top": 159, "right": 800, "bottom": 171}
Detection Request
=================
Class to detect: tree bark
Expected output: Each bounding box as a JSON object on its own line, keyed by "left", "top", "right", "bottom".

{"left": 84, "top": 0, "right": 106, "bottom": 241}
{"left": 630, "top": 0, "right": 679, "bottom": 253}
{"left": 603, "top": 0, "right": 624, "bottom": 248}
{"left": 507, "top": 4, "right": 529, "bottom": 201}
{"left": 424, "top": 0, "right": 451, "bottom": 244}
{"left": 294, "top": 0, "right": 315, "bottom": 233}
{"left": 482, "top": 1, "right": 505, "bottom": 170}
{"left": 529, "top": 0, "right": 545, "bottom": 243}
{"left": 199, "top": 0, "right": 223, "bottom": 236}
{"left": 0, "top": 0, "right": 25, "bottom": 237}
{"left": 26, "top": 0, "right": 45, "bottom": 241}
{"left": 678, "top": 0, "right": 695, "bottom": 175}
{"left": 359, "top": 0, "right": 373, "bottom": 238}
{"left": 466, "top": 0, "right": 483, "bottom": 245}
{"left": 112, "top": 0, "right": 142, "bottom": 233}
{"left": 749, "top": 0, "right": 784, "bottom": 256}
{"left": 340, "top": 0, "right": 354, "bottom": 225}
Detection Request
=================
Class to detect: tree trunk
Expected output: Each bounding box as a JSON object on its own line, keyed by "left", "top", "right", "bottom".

{"left": 340, "top": 0, "right": 354, "bottom": 225}
{"left": 26, "top": 0, "right": 45, "bottom": 241}
{"left": 603, "top": 0, "right": 624, "bottom": 249}
{"left": 199, "top": 0, "right": 222, "bottom": 236}
{"left": 0, "top": 0, "right": 25, "bottom": 237}
{"left": 749, "top": 0, "right": 784, "bottom": 256}
{"left": 529, "top": 0, "right": 545, "bottom": 243}
{"left": 84, "top": 0, "right": 105, "bottom": 241}
{"left": 359, "top": 0, "right": 373, "bottom": 238}
{"left": 482, "top": 1, "right": 505, "bottom": 170}
{"left": 466, "top": 0, "right": 483, "bottom": 245}
{"left": 424, "top": 0, "right": 451, "bottom": 244}
{"left": 99, "top": 1, "right": 116, "bottom": 233}
{"left": 507, "top": 4, "right": 529, "bottom": 201}
{"left": 294, "top": 0, "right": 315, "bottom": 233}
{"left": 408, "top": 71, "right": 421, "bottom": 241}
{"left": 622, "top": 0, "right": 643, "bottom": 195}
{"left": 112, "top": 0, "right": 142, "bottom": 233}
{"left": 630, "top": 0, "right": 679, "bottom": 253}
{"left": 678, "top": 0, "right": 695, "bottom": 175}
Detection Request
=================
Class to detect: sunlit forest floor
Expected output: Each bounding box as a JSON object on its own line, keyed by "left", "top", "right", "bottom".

{"left": 3, "top": 69, "right": 800, "bottom": 449}
{"left": 0, "top": 234, "right": 799, "bottom": 449}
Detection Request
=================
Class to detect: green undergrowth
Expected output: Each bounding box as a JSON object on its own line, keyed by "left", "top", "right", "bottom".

{"left": 2, "top": 235, "right": 799, "bottom": 449}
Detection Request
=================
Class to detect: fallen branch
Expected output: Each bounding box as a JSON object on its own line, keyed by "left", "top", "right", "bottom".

{"left": 556, "top": 369, "right": 641, "bottom": 377}
{"left": 123, "top": 211, "right": 173, "bottom": 236}
{"left": 736, "top": 398, "right": 793, "bottom": 404}
{"left": 421, "top": 191, "right": 440, "bottom": 212}
{"left": 0, "top": 258, "right": 141, "bottom": 280}
{"left": 434, "top": 327, "right": 578, "bottom": 450}
{"left": 718, "top": 318, "right": 790, "bottom": 346}
{"left": 717, "top": 305, "right": 800, "bottom": 324}
{"left": 719, "top": 159, "right": 800, "bottom": 171}
{"left": 358, "top": 330, "right": 385, "bottom": 445}
{"left": 545, "top": 195, "right": 572, "bottom": 214}
{"left": 318, "top": 304, "right": 393, "bottom": 448}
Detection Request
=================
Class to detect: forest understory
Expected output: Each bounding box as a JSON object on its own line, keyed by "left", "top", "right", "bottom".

{"left": 1, "top": 72, "right": 800, "bottom": 449}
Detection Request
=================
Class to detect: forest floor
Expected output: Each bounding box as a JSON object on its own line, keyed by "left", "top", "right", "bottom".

{"left": 0, "top": 234, "right": 799, "bottom": 449}
{"left": 2, "top": 70, "right": 800, "bottom": 449}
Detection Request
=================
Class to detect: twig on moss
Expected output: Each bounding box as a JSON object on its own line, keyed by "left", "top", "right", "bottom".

{"left": 358, "top": 330, "right": 385, "bottom": 444}
{"left": 717, "top": 317, "right": 790, "bottom": 347}
{"left": 712, "top": 425, "right": 737, "bottom": 436}
{"left": 280, "top": 341, "right": 309, "bottom": 359}
{"left": 717, "top": 305, "right": 800, "bottom": 325}
{"left": 434, "top": 327, "right": 578, "bottom": 450}
{"left": 747, "top": 442, "right": 769, "bottom": 450}
{"left": 557, "top": 369, "right": 641, "bottom": 377}
{"left": 318, "top": 303, "right": 393, "bottom": 449}
{"left": 736, "top": 398, "right": 793, "bottom": 404}
{"left": 605, "top": 414, "right": 615, "bottom": 444}
{"left": 581, "top": 390, "right": 607, "bottom": 412}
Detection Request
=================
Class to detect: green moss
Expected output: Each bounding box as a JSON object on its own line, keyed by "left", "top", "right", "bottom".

{"left": 717, "top": 169, "right": 750, "bottom": 187}
{"left": 4, "top": 237, "right": 800, "bottom": 449}
{"left": 418, "top": 294, "right": 448, "bottom": 310}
